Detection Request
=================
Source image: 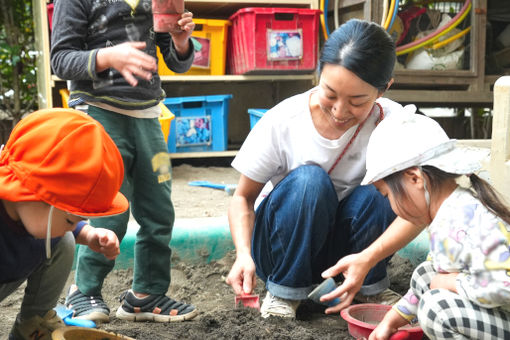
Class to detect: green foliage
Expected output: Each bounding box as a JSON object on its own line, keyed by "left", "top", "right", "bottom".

{"left": 0, "top": 0, "right": 37, "bottom": 123}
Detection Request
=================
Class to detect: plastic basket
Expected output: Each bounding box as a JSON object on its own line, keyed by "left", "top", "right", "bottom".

{"left": 47, "top": 3, "right": 54, "bottom": 31}
{"left": 163, "top": 94, "right": 233, "bottom": 153}
{"left": 59, "top": 89, "right": 173, "bottom": 142}
{"left": 228, "top": 7, "right": 321, "bottom": 74}
{"left": 158, "top": 102, "right": 175, "bottom": 143}
{"left": 157, "top": 18, "right": 231, "bottom": 76}
{"left": 247, "top": 108, "right": 268, "bottom": 129}
{"left": 59, "top": 89, "right": 70, "bottom": 108}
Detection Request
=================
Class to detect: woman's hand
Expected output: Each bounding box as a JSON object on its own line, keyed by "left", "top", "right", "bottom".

{"left": 226, "top": 252, "right": 257, "bottom": 295}
{"left": 96, "top": 41, "right": 157, "bottom": 87}
{"left": 319, "top": 253, "right": 373, "bottom": 313}
{"left": 77, "top": 224, "right": 120, "bottom": 260}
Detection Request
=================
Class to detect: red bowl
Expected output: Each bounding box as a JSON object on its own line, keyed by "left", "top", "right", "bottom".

{"left": 340, "top": 304, "right": 424, "bottom": 340}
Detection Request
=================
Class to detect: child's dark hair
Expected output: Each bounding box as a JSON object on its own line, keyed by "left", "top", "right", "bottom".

{"left": 384, "top": 166, "right": 510, "bottom": 225}
{"left": 318, "top": 19, "right": 396, "bottom": 93}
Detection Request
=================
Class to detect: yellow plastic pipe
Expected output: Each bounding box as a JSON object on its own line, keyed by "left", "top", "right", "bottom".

{"left": 320, "top": 0, "right": 328, "bottom": 39}
{"left": 384, "top": 0, "right": 395, "bottom": 30}
{"left": 396, "top": 1, "right": 471, "bottom": 55}
{"left": 432, "top": 26, "right": 471, "bottom": 49}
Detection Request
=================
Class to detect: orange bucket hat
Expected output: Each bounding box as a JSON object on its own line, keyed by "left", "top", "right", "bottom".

{"left": 0, "top": 108, "right": 128, "bottom": 216}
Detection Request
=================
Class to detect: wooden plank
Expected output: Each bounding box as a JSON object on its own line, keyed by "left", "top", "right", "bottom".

{"left": 160, "top": 74, "right": 317, "bottom": 82}
{"left": 385, "top": 89, "right": 493, "bottom": 105}
{"left": 53, "top": 74, "right": 318, "bottom": 83}
{"left": 457, "top": 139, "right": 491, "bottom": 148}
{"left": 169, "top": 150, "right": 238, "bottom": 159}
{"left": 184, "top": 0, "right": 317, "bottom": 17}
{"left": 490, "top": 76, "right": 510, "bottom": 202}
{"left": 33, "top": 0, "right": 53, "bottom": 108}
{"left": 471, "top": 0, "right": 487, "bottom": 91}
{"left": 337, "top": 0, "right": 366, "bottom": 8}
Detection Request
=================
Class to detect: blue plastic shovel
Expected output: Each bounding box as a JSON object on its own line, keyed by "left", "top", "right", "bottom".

{"left": 188, "top": 181, "right": 237, "bottom": 195}
{"left": 54, "top": 304, "right": 96, "bottom": 328}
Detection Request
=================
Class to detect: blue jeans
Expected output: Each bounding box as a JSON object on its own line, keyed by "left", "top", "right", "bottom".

{"left": 252, "top": 165, "right": 396, "bottom": 300}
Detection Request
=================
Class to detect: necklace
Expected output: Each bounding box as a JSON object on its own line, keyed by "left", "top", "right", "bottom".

{"left": 328, "top": 102, "right": 384, "bottom": 174}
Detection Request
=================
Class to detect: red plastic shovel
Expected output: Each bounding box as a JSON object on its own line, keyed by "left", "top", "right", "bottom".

{"left": 235, "top": 293, "right": 260, "bottom": 310}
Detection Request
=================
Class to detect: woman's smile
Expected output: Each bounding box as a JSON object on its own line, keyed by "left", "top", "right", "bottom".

{"left": 320, "top": 102, "right": 354, "bottom": 128}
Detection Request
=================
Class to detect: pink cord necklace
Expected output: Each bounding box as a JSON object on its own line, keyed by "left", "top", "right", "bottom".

{"left": 328, "top": 102, "right": 384, "bottom": 174}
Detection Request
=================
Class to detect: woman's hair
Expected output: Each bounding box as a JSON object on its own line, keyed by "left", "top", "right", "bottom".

{"left": 319, "top": 19, "right": 396, "bottom": 92}
{"left": 384, "top": 166, "right": 510, "bottom": 225}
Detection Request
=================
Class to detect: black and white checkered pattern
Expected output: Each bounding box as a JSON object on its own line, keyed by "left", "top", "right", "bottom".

{"left": 411, "top": 262, "right": 510, "bottom": 339}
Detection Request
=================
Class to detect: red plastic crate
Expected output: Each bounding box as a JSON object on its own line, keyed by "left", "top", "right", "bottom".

{"left": 228, "top": 7, "right": 321, "bottom": 74}
{"left": 47, "top": 3, "right": 54, "bottom": 31}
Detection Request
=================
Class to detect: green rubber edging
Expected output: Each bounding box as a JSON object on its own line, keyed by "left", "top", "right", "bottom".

{"left": 73, "top": 217, "right": 429, "bottom": 269}
{"left": 73, "top": 216, "right": 234, "bottom": 269}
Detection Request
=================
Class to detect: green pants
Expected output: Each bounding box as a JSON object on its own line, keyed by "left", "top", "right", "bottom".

{"left": 75, "top": 106, "right": 175, "bottom": 296}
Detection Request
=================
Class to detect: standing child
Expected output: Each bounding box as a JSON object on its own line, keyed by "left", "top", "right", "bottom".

{"left": 0, "top": 108, "right": 128, "bottom": 340}
{"left": 346, "top": 110, "right": 510, "bottom": 339}
{"left": 50, "top": 0, "right": 198, "bottom": 323}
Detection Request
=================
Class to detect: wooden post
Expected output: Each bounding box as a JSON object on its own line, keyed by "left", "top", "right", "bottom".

{"left": 491, "top": 76, "right": 510, "bottom": 202}
{"left": 33, "top": 0, "right": 53, "bottom": 109}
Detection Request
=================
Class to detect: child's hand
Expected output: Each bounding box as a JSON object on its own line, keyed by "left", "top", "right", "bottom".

{"left": 96, "top": 42, "right": 157, "bottom": 87}
{"left": 84, "top": 227, "right": 120, "bottom": 260}
{"left": 170, "top": 11, "right": 195, "bottom": 57}
{"left": 368, "top": 309, "right": 406, "bottom": 340}
{"left": 369, "top": 322, "right": 397, "bottom": 340}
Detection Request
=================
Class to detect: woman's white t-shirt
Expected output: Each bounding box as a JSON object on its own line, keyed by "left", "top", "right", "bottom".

{"left": 232, "top": 88, "right": 405, "bottom": 203}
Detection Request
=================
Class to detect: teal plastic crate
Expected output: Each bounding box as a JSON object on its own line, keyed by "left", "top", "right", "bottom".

{"left": 163, "top": 94, "right": 233, "bottom": 153}
{"left": 247, "top": 108, "right": 268, "bottom": 129}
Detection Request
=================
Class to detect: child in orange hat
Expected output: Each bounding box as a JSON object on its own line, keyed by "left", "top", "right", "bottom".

{"left": 0, "top": 108, "right": 128, "bottom": 340}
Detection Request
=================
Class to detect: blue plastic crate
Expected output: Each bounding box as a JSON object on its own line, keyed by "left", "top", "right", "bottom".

{"left": 247, "top": 108, "right": 268, "bottom": 130}
{"left": 163, "top": 94, "right": 233, "bottom": 153}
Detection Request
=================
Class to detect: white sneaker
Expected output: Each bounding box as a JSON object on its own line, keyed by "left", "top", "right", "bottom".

{"left": 9, "top": 310, "right": 65, "bottom": 340}
{"left": 260, "top": 291, "right": 300, "bottom": 319}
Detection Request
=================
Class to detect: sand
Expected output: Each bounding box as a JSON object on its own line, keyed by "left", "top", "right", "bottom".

{"left": 0, "top": 164, "right": 416, "bottom": 339}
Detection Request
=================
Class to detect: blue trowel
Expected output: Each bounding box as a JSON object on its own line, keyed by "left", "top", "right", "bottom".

{"left": 54, "top": 304, "right": 96, "bottom": 328}
{"left": 188, "top": 181, "right": 237, "bottom": 195}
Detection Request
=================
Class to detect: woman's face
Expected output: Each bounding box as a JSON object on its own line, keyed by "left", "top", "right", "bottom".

{"left": 318, "top": 64, "right": 382, "bottom": 134}
{"left": 373, "top": 174, "right": 431, "bottom": 227}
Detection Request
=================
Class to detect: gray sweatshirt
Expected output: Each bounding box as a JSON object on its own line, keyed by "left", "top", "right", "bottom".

{"left": 50, "top": 0, "right": 194, "bottom": 110}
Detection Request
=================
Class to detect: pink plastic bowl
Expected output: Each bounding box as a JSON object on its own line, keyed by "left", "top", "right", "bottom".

{"left": 340, "top": 304, "right": 424, "bottom": 340}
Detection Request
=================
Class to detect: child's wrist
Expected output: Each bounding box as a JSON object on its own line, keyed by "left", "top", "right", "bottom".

{"left": 73, "top": 220, "right": 88, "bottom": 238}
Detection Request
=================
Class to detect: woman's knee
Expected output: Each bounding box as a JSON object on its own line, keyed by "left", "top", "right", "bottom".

{"left": 289, "top": 165, "right": 332, "bottom": 189}
{"left": 275, "top": 165, "right": 337, "bottom": 204}
{"left": 338, "top": 185, "right": 392, "bottom": 219}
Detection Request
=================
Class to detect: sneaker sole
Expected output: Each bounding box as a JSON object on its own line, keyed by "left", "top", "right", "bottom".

{"left": 73, "top": 311, "right": 110, "bottom": 323}
{"left": 260, "top": 310, "right": 296, "bottom": 319}
{"left": 115, "top": 307, "right": 199, "bottom": 322}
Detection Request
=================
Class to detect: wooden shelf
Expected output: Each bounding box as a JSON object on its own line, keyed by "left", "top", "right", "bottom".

{"left": 52, "top": 74, "right": 317, "bottom": 83}
{"left": 169, "top": 150, "right": 238, "bottom": 159}
{"left": 185, "top": 0, "right": 318, "bottom": 18}
{"left": 161, "top": 74, "right": 317, "bottom": 82}
{"left": 35, "top": 0, "right": 318, "bottom": 159}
